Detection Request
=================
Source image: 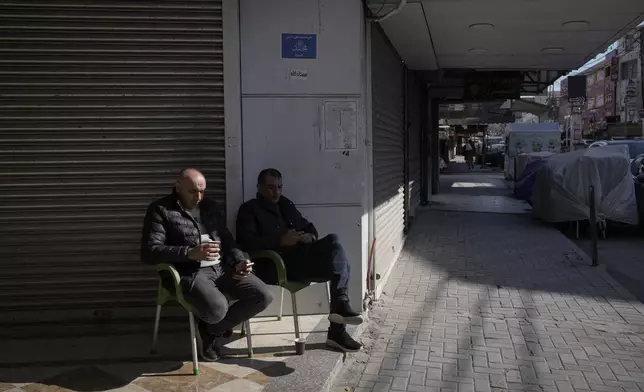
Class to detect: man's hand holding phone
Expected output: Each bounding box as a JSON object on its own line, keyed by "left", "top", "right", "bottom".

{"left": 298, "top": 233, "right": 316, "bottom": 244}
{"left": 234, "top": 260, "right": 254, "bottom": 280}
{"left": 279, "top": 229, "right": 304, "bottom": 247}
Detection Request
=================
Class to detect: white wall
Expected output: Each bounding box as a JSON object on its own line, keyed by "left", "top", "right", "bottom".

{"left": 239, "top": 0, "right": 367, "bottom": 315}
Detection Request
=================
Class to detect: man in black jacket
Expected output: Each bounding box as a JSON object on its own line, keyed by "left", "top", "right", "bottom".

{"left": 141, "top": 168, "right": 272, "bottom": 362}
{"left": 236, "top": 168, "right": 363, "bottom": 352}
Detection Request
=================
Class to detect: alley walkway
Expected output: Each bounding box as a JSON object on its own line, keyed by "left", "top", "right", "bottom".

{"left": 333, "top": 165, "right": 644, "bottom": 392}
{"left": 430, "top": 164, "right": 529, "bottom": 215}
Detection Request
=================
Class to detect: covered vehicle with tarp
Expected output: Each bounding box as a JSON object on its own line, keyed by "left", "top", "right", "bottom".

{"left": 515, "top": 151, "right": 556, "bottom": 180}
{"left": 515, "top": 154, "right": 553, "bottom": 205}
{"left": 532, "top": 145, "right": 639, "bottom": 226}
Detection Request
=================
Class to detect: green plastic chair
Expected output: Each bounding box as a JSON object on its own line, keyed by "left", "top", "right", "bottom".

{"left": 250, "top": 251, "right": 330, "bottom": 339}
{"left": 150, "top": 263, "right": 253, "bottom": 376}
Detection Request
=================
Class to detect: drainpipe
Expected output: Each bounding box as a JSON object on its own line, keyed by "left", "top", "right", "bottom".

{"left": 367, "top": 0, "right": 407, "bottom": 23}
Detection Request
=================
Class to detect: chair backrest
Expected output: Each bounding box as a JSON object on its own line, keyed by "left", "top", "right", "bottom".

{"left": 158, "top": 270, "right": 177, "bottom": 296}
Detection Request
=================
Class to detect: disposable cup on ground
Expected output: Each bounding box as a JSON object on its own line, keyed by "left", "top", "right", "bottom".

{"left": 294, "top": 338, "right": 306, "bottom": 355}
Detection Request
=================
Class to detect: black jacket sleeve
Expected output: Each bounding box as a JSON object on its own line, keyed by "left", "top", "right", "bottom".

{"left": 288, "top": 200, "right": 318, "bottom": 239}
{"left": 236, "top": 202, "right": 282, "bottom": 251}
{"left": 209, "top": 205, "right": 248, "bottom": 267}
{"left": 140, "top": 203, "right": 191, "bottom": 265}
{"left": 299, "top": 214, "right": 318, "bottom": 239}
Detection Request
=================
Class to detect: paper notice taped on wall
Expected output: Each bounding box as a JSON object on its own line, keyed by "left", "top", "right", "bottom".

{"left": 323, "top": 101, "right": 358, "bottom": 151}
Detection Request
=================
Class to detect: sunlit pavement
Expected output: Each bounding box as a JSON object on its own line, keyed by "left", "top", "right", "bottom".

{"left": 431, "top": 162, "right": 529, "bottom": 215}
{"left": 333, "top": 168, "right": 644, "bottom": 392}
{"left": 0, "top": 315, "right": 337, "bottom": 392}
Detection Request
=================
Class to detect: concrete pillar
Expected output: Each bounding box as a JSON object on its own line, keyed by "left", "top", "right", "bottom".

{"left": 239, "top": 0, "right": 367, "bottom": 315}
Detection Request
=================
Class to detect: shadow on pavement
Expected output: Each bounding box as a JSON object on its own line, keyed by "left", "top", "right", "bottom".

{"left": 0, "top": 331, "right": 296, "bottom": 391}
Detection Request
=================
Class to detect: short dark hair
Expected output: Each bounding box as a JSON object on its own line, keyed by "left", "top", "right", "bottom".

{"left": 257, "top": 168, "right": 282, "bottom": 185}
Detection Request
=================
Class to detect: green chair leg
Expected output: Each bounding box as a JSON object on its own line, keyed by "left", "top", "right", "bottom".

{"left": 291, "top": 292, "right": 300, "bottom": 339}
{"left": 151, "top": 304, "right": 162, "bottom": 354}
{"left": 245, "top": 321, "right": 254, "bottom": 358}
{"left": 188, "top": 312, "right": 200, "bottom": 376}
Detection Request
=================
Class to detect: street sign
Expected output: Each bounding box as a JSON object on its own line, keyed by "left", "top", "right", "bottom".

{"left": 568, "top": 96, "right": 586, "bottom": 107}
{"left": 281, "top": 33, "right": 317, "bottom": 59}
{"left": 568, "top": 75, "right": 587, "bottom": 100}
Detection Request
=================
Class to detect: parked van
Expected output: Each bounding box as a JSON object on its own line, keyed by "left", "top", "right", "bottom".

{"left": 504, "top": 123, "right": 562, "bottom": 180}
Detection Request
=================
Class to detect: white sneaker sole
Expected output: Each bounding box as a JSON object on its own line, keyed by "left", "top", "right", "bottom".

{"left": 328, "top": 313, "right": 364, "bottom": 325}
{"left": 326, "top": 338, "right": 361, "bottom": 352}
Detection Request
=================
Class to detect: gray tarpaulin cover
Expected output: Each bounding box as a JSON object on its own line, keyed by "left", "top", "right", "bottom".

{"left": 516, "top": 151, "right": 556, "bottom": 180}
{"left": 532, "top": 145, "right": 639, "bottom": 225}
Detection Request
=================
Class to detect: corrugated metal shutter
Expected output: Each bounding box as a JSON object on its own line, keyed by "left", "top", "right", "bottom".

{"left": 0, "top": 0, "right": 225, "bottom": 322}
{"left": 408, "top": 72, "right": 423, "bottom": 217}
{"left": 371, "top": 25, "right": 405, "bottom": 285}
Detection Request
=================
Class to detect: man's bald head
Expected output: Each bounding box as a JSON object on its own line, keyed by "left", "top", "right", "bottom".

{"left": 175, "top": 168, "right": 206, "bottom": 209}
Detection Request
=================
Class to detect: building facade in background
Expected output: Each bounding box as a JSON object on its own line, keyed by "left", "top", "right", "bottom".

{"left": 559, "top": 24, "right": 644, "bottom": 141}
{"left": 615, "top": 27, "right": 643, "bottom": 126}
{"left": 582, "top": 54, "right": 616, "bottom": 137}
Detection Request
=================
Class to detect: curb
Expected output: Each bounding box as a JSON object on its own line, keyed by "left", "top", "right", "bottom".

{"left": 320, "top": 314, "right": 370, "bottom": 392}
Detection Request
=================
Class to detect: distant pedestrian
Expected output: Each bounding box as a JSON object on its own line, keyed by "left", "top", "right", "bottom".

{"left": 464, "top": 139, "right": 474, "bottom": 170}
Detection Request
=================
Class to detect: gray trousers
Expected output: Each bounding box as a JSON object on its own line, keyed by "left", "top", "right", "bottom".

{"left": 184, "top": 265, "right": 273, "bottom": 335}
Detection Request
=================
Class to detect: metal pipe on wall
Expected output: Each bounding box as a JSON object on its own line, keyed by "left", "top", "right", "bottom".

{"left": 420, "top": 88, "right": 430, "bottom": 205}
{"left": 430, "top": 99, "right": 440, "bottom": 194}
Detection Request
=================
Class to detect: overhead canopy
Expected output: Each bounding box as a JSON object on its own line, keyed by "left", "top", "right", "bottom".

{"left": 440, "top": 101, "right": 515, "bottom": 125}
{"left": 374, "top": 0, "right": 644, "bottom": 71}
{"left": 500, "top": 98, "right": 549, "bottom": 115}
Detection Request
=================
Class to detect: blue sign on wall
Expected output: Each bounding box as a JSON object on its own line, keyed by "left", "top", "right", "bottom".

{"left": 281, "top": 33, "right": 317, "bottom": 59}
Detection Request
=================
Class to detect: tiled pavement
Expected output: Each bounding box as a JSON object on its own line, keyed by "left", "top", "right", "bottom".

{"left": 574, "top": 236, "right": 644, "bottom": 304}
{"left": 332, "top": 171, "right": 644, "bottom": 392}
{"left": 0, "top": 357, "right": 286, "bottom": 392}
{"left": 0, "top": 315, "right": 331, "bottom": 392}
{"left": 430, "top": 172, "right": 529, "bottom": 215}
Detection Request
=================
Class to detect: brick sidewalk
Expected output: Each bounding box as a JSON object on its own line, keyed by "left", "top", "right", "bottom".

{"left": 333, "top": 210, "right": 644, "bottom": 392}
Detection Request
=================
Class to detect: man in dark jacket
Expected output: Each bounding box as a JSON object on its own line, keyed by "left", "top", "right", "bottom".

{"left": 236, "top": 168, "right": 363, "bottom": 352}
{"left": 141, "top": 168, "right": 272, "bottom": 362}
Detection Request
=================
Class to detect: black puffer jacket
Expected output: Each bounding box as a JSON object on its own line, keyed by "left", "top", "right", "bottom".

{"left": 140, "top": 190, "right": 248, "bottom": 277}
{"left": 235, "top": 194, "right": 318, "bottom": 252}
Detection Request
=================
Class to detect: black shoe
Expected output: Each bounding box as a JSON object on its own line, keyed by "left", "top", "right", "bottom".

{"left": 326, "top": 329, "right": 362, "bottom": 352}
{"left": 328, "top": 301, "right": 364, "bottom": 325}
{"left": 196, "top": 321, "right": 221, "bottom": 362}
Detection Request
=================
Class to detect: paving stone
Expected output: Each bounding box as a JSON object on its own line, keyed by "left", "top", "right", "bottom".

{"left": 332, "top": 183, "right": 644, "bottom": 392}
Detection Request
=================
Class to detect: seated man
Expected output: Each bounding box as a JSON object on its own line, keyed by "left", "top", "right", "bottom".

{"left": 236, "top": 168, "right": 363, "bottom": 352}
{"left": 141, "top": 168, "right": 272, "bottom": 362}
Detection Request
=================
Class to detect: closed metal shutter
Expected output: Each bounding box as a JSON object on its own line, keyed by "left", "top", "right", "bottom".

{"left": 371, "top": 25, "right": 405, "bottom": 285}
{"left": 407, "top": 73, "right": 423, "bottom": 217}
{"left": 0, "top": 0, "right": 225, "bottom": 322}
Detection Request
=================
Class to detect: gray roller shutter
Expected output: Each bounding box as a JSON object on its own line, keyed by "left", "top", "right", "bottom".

{"left": 371, "top": 25, "right": 405, "bottom": 285}
{"left": 408, "top": 72, "right": 423, "bottom": 217}
{"left": 0, "top": 0, "right": 225, "bottom": 322}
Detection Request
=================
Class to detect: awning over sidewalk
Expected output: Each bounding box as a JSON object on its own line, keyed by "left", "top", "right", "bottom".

{"left": 500, "top": 98, "right": 549, "bottom": 116}
{"left": 371, "top": 0, "right": 643, "bottom": 96}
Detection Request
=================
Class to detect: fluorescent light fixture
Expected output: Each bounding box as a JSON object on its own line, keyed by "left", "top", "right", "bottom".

{"left": 469, "top": 23, "right": 495, "bottom": 30}
{"left": 562, "top": 20, "right": 590, "bottom": 30}
{"left": 542, "top": 47, "right": 565, "bottom": 53}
